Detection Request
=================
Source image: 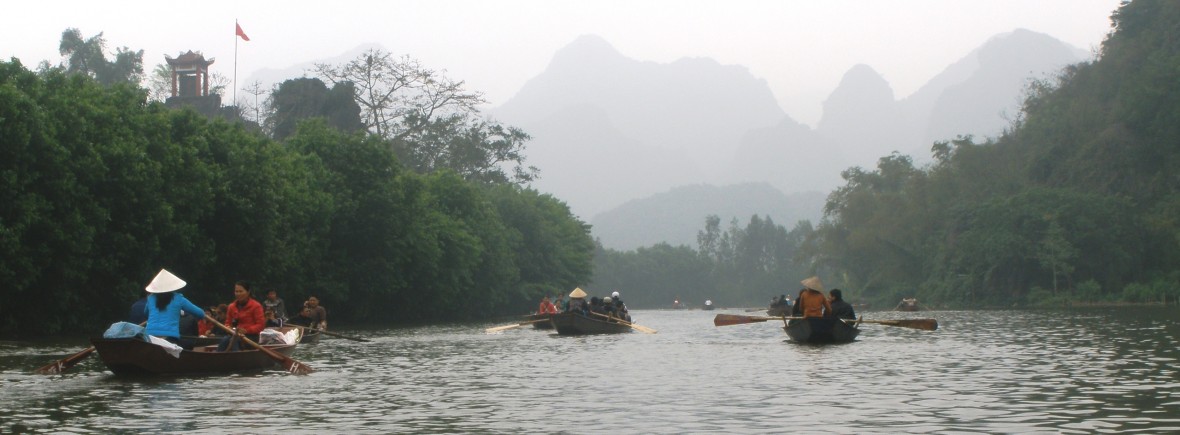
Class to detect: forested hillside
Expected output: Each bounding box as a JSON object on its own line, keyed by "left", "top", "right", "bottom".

{"left": 0, "top": 57, "right": 593, "bottom": 336}
{"left": 595, "top": 0, "right": 1180, "bottom": 309}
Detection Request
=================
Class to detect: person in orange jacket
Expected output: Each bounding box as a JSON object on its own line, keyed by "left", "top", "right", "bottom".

{"left": 218, "top": 280, "right": 266, "bottom": 351}
{"left": 791, "top": 276, "right": 832, "bottom": 318}
{"left": 538, "top": 296, "right": 559, "bottom": 314}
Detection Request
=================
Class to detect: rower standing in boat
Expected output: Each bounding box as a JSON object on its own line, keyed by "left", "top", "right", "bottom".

{"left": 828, "top": 288, "right": 856, "bottom": 320}
{"left": 218, "top": 280, "right": 266, "bottom": 351}
{"left": 143, "top": 269, "right": 206, "bottom": 350}
{"left": 792, "top": 276, "right": 831, "bottom": 318}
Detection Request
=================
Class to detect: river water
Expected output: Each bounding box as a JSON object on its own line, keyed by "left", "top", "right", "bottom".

{"left": 2, "top": 307, "right": 1179, "bottom": 433}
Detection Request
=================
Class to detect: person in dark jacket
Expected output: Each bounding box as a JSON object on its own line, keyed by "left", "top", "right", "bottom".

{"left": 128, "top": 294, "right": 148, "bottom": 324}
{"left": 828, "top": 288, "right": 856, "bottom": 320}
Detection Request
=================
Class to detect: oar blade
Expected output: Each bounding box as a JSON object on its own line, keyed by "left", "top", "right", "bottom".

{"left": 280, "top": 357, "right": 314, "bottom": 375}
{"left": 896, "top": 318, "right": 938, "bottom": 331}
{"left": 714, "top": 314, "right": 772, "bottom": 327}
{"left": 33, "top": 346, "right": 96, "bottom": 375}
{"left": 629, "top": 323, "right": 658, "bottom": 334}
{"left": 485, "top": 323, "right": 525, "bottom": 333}
{"left": 865, "top": 318, "right": 939, "bottom": 331}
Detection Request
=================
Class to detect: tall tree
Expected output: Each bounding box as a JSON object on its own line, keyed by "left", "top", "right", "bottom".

{"left": 57, "top": 28, "right": 144, "bottom": 86}
{"left": 269, "top": 77, "right": 363, "bottom": 141}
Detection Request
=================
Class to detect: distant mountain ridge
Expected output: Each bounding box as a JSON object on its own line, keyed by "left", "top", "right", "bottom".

{"left": 498, "top": 31, "right": 1087, "bottom": 250}
{"left": 590, "top": 184, "right": 826, "bottom": 250}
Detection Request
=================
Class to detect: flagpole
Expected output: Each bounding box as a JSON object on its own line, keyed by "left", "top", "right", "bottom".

{"left": 234, "top": 19, "right": 239, "bottom": 117}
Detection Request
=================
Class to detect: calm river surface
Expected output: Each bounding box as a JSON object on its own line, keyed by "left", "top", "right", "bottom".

{"left": 2, "top": 307, "right": 1179, "bottom": 433}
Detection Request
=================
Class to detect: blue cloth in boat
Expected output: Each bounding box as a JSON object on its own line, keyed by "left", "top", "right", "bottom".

{"left": 103, "top": 321, "right": 148, "bottom": 341}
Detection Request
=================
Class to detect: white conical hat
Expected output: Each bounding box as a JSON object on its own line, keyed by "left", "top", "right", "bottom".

{"left": 146, "top": 269, "right": 186, "bottom": 293}
{"left": 801, "top": 276, "right": 824, "bottom": 292}
{"left": 569, "top": 287, "right": 587, "bottom": 298}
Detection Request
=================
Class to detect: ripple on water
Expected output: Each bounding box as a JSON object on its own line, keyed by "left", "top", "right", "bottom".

{"left": 3, "top": 307, "right": 1180, "bottom": 433}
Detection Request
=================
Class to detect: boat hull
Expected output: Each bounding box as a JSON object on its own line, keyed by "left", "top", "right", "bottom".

{"left": 91, "top": 338, "right": 299, "bottom": 376}
{"left": 526, "top": 313, "right": 555, "bottom": 329}
{"left": 550, "top": 312, "right": 632, "bottom": 335}
{"left": 766, "top": 305, "right": 792, "bottom": 317}
{"left": 299, "top": 328, "right": 321, "bottom": 343}
{"left": 784, "top": 317, "right": 859, "bottom": 344}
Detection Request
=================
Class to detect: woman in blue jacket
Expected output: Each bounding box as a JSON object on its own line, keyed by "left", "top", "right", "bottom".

{"left": 143, "top": 269, "right": 206, "bottom": 349}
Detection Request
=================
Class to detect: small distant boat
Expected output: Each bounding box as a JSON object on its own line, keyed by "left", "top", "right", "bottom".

{"left": 895, "top": 298, "right": 922, "bottom": 311}
{"left": 299, "top": 328, "right": 322, "bottom": 343}
{"left": 91, "top": 332, "right": 302, "bottom": 376}
{"left": 672, "top": 300, "right": 686, "bottom": 309}
{"left": 766, "top": 304, "right": 792, "bottom": 317}
{"left": 784, "top": 317, "right": 859, "bottom": 344}
{"left": 702, "top": 300, "right": 715, "bottom": 311}
{"left": 550, "top": 312, "right": 632, "bottom": 335}
{"left": 525, "top": 313, "right": 555, "bottom": 329}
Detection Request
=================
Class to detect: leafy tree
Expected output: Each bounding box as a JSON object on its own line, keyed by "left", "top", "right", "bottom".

{"left": 270, "top": 78, "right": 363, "bottom": 141}
{"left": 393, "top": 112, "right": 538, "bottom": 184}
{"left": 312, "top": 48, "right": 484, "bottom": 140}
{"left": 313, "top": 49, "right": 535, "bottom": 184}
{"left": 57, "top": 28, "right": 144, "bottom": 85}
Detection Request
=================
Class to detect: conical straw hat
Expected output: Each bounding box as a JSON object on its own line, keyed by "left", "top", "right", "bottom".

{"left": 146, "top": 269, "right": 187, "bottom": 293}
{"left": 569, "top": 287, "right": 588, "bottom": 298}
{"left": 800, "top": 276, "right": 824, "bottom": 292}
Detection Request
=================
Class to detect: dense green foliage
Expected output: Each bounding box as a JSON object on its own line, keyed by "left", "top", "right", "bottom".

{"left": 0, "top": 59, "right": 592, "bottom": 336}
{"left": 595, "top": 1, "right": 1180, "bottom": 309}
{"left": 591, "top": 215, "right": 811, "bottom": 308}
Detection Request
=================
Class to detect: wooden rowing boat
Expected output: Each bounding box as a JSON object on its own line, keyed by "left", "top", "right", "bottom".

{"left": 524, "top": 313, "right": 555, "bottom": 329}
{"left": 550, "top": 312, "right": 632, "bottom": 335}
{"left": 784, "top": 317, "right": 859, "bottom": 344}
{"left": 299, "top": 328, "right": 322, "bottom": 343}
{"left": 766, "top": 305, "right": 792, "bottom": 317}
{"left": 91, "top": 330, "right": 302, "bottom": 376}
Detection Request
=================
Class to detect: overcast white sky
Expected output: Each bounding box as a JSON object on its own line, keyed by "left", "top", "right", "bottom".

{"left": 3, "top": 0, "right": 1122, "bottom": 126}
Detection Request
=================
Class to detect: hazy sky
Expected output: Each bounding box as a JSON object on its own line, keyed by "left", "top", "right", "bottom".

{"left": 3, "top": 0, "right": 1121, "bottom": 126}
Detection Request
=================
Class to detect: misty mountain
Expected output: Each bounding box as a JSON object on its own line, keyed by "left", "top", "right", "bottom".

{"left": 516, "top": 102, "right": 705, "bottom": 219}
{"left": 494, "top": 30, "right": 1087, "bottom": 251}
{"left": 811, "top": 29, "right": 1088, "bottom": 168}
{"left": 918, "top": 29, "right": 1087, "bottom": 151}
{"left": 590, "top": 184, "right": 825, "bottom": 250}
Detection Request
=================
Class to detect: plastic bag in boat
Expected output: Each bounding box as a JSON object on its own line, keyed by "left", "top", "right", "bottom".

{"left": 103, "top": 321, "right": 148, "bottom": 340}
{"left": 147, "top": 335, "right": 183, "bottom": 358}
{"left": 259, "top": 328, "right": 289, "bottom": 345}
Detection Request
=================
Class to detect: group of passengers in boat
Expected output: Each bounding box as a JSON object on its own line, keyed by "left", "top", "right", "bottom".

{"left": 791, "top": 276, "right": 857, "bottom": 320}
{"left": 542, "top": 288, "right": 631, "bottom": 322}
{"left": 131, "top": 269, "right": 327, "bottom": 351}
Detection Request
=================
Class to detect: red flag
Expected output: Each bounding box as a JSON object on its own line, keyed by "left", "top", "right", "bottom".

{"left": 235, "top": 23, "right": 250, "bottom": 41}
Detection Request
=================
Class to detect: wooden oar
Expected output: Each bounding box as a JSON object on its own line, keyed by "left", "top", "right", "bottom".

{"left": 848, "top": 318, "right": 939, "bottom": 331}
{"left": 285, "top": 324, "right": 372, "bottom": 342}
{"left": 589, "top": 311, "right": 657, "bottom": 334}
{"left": 34, "top": 346, "right": 98, "bottom": 375}
{"left": 485, "top": 318, "right": 550, "bottom": 333}
{"left": 206, "top": 318, "right": 313, "bottom": 375}
{"left": 714, "top": 314, "right": 794, "bottom": 326}
{"left": 34, "top": 321, "right": 147, "bottom": 375}
{"left": 713, "top": 313, "right": 938, "bottom": 330}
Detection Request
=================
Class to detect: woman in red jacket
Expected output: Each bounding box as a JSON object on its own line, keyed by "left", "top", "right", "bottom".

{"left": 217, "top": 280, "right": 266, "bottom": 351}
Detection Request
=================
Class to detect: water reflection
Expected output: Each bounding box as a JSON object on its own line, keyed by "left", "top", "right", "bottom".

{"left": 2, "top": 308, "right": 1179, "bottom": 433}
